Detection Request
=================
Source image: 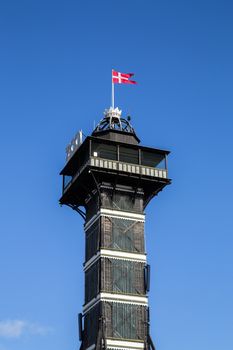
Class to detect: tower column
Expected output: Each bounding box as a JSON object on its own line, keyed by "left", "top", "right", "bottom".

{"left": 83, "top": 186, "right": 149, "bottom": 350}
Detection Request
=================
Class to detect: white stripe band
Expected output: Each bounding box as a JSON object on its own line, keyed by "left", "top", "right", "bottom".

{"left": 83, "top": 293, "right": 148, "bottom": 314}
{"left": 106, "top": 339, "right": 144, "bottom": 349}
{"left": 84, "top": 249, "right": 147, "bottom": 271}
{"left": 86, "top": 340, "right": 144, "bottom": 350}
{"left": 85, "top": 209, "right": 145, "bottom": 231}
{"left": 100, "top": 209, "right": 145, "bottom": 221}
{"left": 100, "top": 292, "right": 148, "bottom": 304}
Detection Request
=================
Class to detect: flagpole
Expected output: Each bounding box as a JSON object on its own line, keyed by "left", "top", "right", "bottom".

{"left": 112, "top": 69, "right": 114, "bottom": 109}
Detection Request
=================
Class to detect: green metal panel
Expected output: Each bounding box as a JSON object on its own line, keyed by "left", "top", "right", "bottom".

{"left": 103, "top": 302, "right": 147, "bottom": 341}
{"left": 85, "top": 219, "right": 100, "bottom": 261}
{"left": 84, "top": 303, "right": 100, "bottom": 348}
{"left": 102, "top": 217, "right": 145, "bottom": 253}
{"left": 85, "top": 260, "right": 100, "bottom": 303}
{"left": 102, "top": 258, "right": 145, "bottom": 295}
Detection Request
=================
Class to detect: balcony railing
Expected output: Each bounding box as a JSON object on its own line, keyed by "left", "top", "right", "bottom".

{"left": 90, "top": 157, "right": 167, "bottom": 179}
{"left": 63, "top": 156, "right": 168, "bottom": 193}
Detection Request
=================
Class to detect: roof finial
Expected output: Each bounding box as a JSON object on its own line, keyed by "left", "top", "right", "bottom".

{"left": 92, "top": 107, "right": 136, "bottom": 134}
{"left": 104, "top": 107, "right": 122, "bottom": 129}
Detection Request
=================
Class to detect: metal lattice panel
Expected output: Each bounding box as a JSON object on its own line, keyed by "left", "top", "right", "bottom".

{"left": 85, "top": 258, "right": 145, "bottom": 303}
{"left": 103, "top": 301, "right": 147, "bottom": 340}
{"left": 85, "top": 192, "right": 99, "bottom": 221}
{"left": 84, "top": 303, "right": 101, "bottom": 348}
{"left": 101, "top": 190, "right": 144, "bottom": 213}
{"left": 85, "top": 219, "right": 100, "bottom": 261}
{"left": 85, "top": 260, "right": 100, "bottom": 303}
{"left": 102, "top": 258, "right": 145, "bottom": 295}
{"left": 102, "top": 217, "right": 145, "bottom": 253}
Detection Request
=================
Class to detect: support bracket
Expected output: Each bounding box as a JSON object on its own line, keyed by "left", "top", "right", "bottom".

{"left": 65, "top": 204, "right": 86, "bottom": 221}
{"left": 89, "top": 170, "right": 102, "bottom": 207}
{"left": 148, "top": 334, "right": 156, "bottom": 350}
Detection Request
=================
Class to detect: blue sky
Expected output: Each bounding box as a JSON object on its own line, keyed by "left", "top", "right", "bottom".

{"left": 0, "top": 0, "right": 233, "bottom": 349}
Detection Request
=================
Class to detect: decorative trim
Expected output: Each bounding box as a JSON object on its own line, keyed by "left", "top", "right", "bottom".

{"left": 85, "top": 339, "right": 145, "bottom": 350}
{"left": 100, "top": 292, "right": 148, "bottom": 304}
{"left": 106, "top": 339, "right": 144, "bottom": 349}
{"left": 84, "top": 250, "right": 147, "bottom": 271}
{"left": 85, "top": 209, "right": 145, "bottom": 231}
{"left": 100, "top": 209, "right": 145, "bottom": 221}
{"left": 100, "top": 249, "right": 147, "bottom": 262}
{"left": 101, "top": 184, "right": 144, "bottom": 195}
{"left": 83, "top": 293, "right": 148, "bottom": 314}
{"left": 85, "top": 337, "right": 145, "bottom": 349}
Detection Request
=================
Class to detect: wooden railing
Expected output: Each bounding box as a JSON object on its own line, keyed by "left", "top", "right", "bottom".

{"left": 90, "top": 157, "right": 167, "bottom": 179}
{"left": 63, "top": 157, "right": 168, "bottom": 193}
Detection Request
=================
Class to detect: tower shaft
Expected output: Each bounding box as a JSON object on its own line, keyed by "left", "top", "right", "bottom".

{"left": 83, "top": 186, "right": 148, "bottom": 350}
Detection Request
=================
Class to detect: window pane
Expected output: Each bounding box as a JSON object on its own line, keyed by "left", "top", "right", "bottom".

{"left": 119, "top": 146, "right": 138, "bottom": 164}
{"left": 141, "top": 150, "right": 165, "bottom": 168}
{"left": 92, "top": 142, "right": 117, "bottom": 160}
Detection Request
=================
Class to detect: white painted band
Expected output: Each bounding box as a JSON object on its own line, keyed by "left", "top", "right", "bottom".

{"left": 100, "top": 292, "right": 148, "bottom": 304}
{"left": 84, "top": 250, "right": 147, "bottom": 271}
{"left": 85, "top": 209, "right": 145, "bottom": 231}
{"left": 86, "top": 340, "right": 144, "bottom": 350}
{"left": 106, "top": 339, "right": 144, "bottom": 349}
{"left": 100, "top": 209, "right": 145, "bottom": 221}
{"left": 83, "top": 293, "right": 148, "bottom": 314}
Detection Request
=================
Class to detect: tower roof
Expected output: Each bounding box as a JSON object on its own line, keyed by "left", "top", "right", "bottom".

{"left": 92, "top": 107, "right": 140, "bottom": 144}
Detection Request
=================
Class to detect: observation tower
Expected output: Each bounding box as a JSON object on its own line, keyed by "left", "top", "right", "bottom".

{"left": 59, "top": 107, "right": 171, "bottom": 350}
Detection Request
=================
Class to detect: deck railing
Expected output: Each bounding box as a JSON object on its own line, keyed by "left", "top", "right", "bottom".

{"left": 63, "top": 156, "right": 168, "bottom": 193}
{"left": 90, "top": 157, "right": 167, "bottom": 179}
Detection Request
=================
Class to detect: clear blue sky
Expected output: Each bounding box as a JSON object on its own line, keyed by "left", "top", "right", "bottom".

{"left": 0, "top": 0, "right": 233, "bottom": 349}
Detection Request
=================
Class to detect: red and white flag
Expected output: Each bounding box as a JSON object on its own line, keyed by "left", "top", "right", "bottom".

{"left": 112, "top": 70, "right": 137, "bottom": 84}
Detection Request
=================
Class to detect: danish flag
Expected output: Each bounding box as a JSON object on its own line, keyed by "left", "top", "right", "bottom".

{"left": 112, "top": 70, "right": 137, "bottom": 84}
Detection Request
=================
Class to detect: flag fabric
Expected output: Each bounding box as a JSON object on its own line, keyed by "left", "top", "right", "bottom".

{"left": 112, "top": 70, "right": 137, "bottom": 84}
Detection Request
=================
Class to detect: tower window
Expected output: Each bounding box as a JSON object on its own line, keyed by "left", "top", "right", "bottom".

{"left": 119, "top": 146, "right": 138, "bottom": 164}
{"left": 141, "top": 150, "right": 166, "bottom": 169}
{"left": 92, "top": 142, "right": 117, "bottom": 160}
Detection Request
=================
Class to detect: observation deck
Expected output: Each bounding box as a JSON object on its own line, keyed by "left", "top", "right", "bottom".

{"left": 60, "top": 135, "right": 171, "bottom": 208}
